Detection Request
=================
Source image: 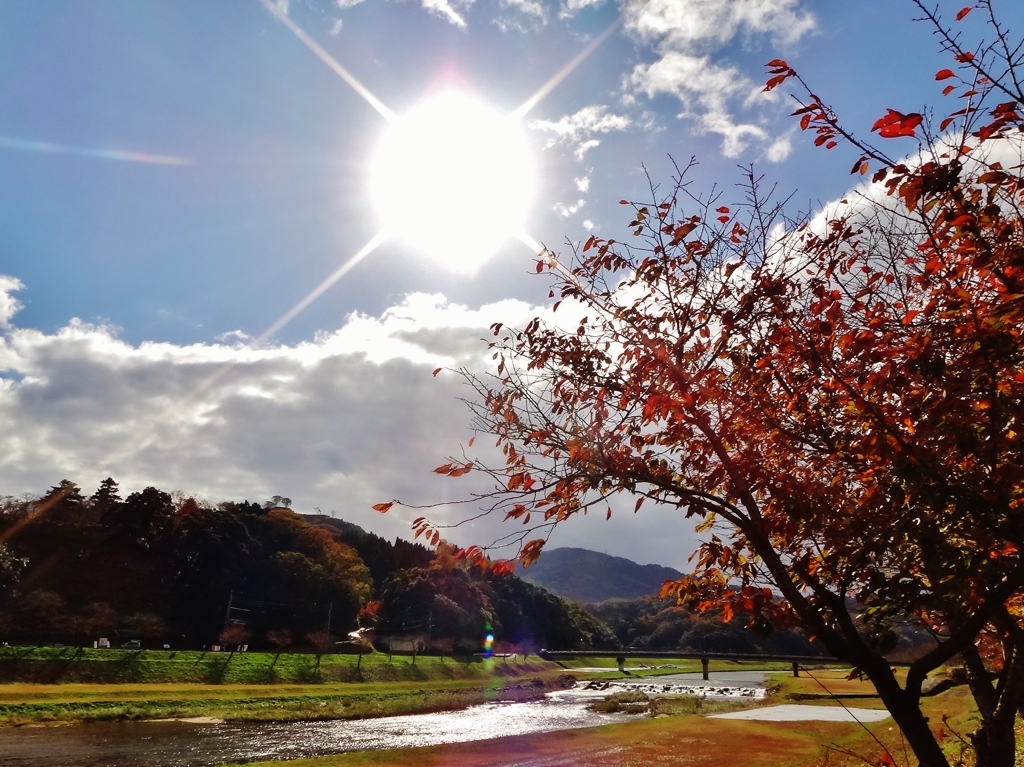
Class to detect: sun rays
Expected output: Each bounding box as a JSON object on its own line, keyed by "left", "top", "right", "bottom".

{"left": 256, "top": 232, "right": 388, "bottom": 343}
{"left": 255, "top": 0, "right": 396, "bottom": 122}
{"left": 255, "top": 1, "right": 622, "bottom": 293}
{"left": 512, "top": 19, "right": 623, "bottom": 121}
{"left": 73, "top": 4, "right": 624, "bottom": 476}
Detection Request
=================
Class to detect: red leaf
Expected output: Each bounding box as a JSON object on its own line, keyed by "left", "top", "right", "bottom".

{"left": 491, "top": 560, "right": 516, "bottom": 576}
{"left": 935, "top": 68, "right": 955, "bottom": 81}
{"left": 716, "top": 206, "right": 730, "bottom": 213}
{"left": 372, "top": 502, "right": 393, "bottom": 513}
{"left": 535, "top": 260, "right": 544, "bottom": 273}
{"left": 432, "top": 367, "right": 442, "bottom": 377}
{"left": 765, "top": 58, "right": 789, "bottom": 69}
{"left": 871, "top": 109, "right": 923, "bottom": 138}
{"left": 942, "top": 85, "right": 956, "bottom": 96}
{"left": 955, "top": 6, "right": 972, "bottom": 21}
{"left": 763, "top": 74, "right": 787, "bottom": 92}
{"left": 583, "top": 235, "right": 597, "bottom": 252}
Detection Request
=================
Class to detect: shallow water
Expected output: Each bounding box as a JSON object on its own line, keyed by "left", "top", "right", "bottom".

{"left": 0, "top": 671, "right": 768, "bottom": 767}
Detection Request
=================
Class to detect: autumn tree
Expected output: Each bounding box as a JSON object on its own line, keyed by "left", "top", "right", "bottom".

{"left": 219, "top": 623, "right": 251, "bottom": 652}
{"left": 265, "top": 627, "right": 293, "bottom": 653}
{"left": 387, "top": 4, "right": 1024, "bottom": 766}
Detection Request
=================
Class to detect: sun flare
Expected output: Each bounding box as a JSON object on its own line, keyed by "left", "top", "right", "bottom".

{"left": 369, "top": 90, "right": 536, "bottom": 274}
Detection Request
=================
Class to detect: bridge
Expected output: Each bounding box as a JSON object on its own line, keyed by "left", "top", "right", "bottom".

{"left": 537, "top": 650, "right": 843, "bottom": 679}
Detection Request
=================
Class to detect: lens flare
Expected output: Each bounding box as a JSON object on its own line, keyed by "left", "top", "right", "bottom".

{"left": 483, "top": 622, "right": 495, "bottom": 658}
{"left": 0, "top": 136, "right": 191, "bottom": 165}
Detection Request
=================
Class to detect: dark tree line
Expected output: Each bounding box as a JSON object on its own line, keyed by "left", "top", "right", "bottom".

{"left": 0, "top": 480, "right": 615, "bottom": 653}
{"left": 1, "top": 479, "right": 832, "bottom": 656}
{"left": 0, "top": 480, "right": 372, "bottom": 649}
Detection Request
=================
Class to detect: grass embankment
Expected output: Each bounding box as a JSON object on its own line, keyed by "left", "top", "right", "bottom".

{"left": 0, "top": 647, "right": 747, "bottom": 726}
{"left": 0, "top": 645, "right": 745, "bottom": 686}
{"left": 235, "top": 669, "right": 985, "bottom": 767}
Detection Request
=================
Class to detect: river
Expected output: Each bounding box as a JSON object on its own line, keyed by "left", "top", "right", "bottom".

{"left": 0, "top": 671, "right": 768, "bottom": 767}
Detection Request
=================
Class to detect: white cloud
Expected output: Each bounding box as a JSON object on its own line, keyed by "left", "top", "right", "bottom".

{"left": 499, "top": 0, "right": 547, "bottom": 24}
{"left": 421, "top": 0, "right": 471, "bottom": 27}
{"left": 574, "top": 176, "right": 590, "bottom": 192}
{"left": 0, "top": 276, "right": 715, "bottom": 568}
{"left": 765, "top": 134, "right": 792, "bottom": 163}
{"left": 554, "top": 199, "right": 586, "bottom": 218}
{"left": 529, "top": 105, "right": 631, "bottom": 161}
{"left": 582, "top": 219, "right": 596, "bottom": 231}
{"left": 0, "top": 276, "right": 24, "bottom": 328}
{"left": 628, "top": 52, "right": 767, "bottom": 157}
{"left": 337, "top": 0, "right": 367, "bottom": 7}
{"left": 559, "top": 0, "right": 606, "bottom": 18}
{"left": 0, "top": 280, "right": 554, "bottom": 546}
{"left": 272, "top": 0, "right": 290, "bottom": 15}
{"left": 622, "top": 0, "right": 814, "bottom": 158}
{"left": 329, "top": 18, "right": 344, "bottom": 35}
{"left": 623, "top": 0, "right": 814, "bottom": 50}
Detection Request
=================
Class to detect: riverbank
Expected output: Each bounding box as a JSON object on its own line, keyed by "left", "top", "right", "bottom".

{"left": 0, "top": 648, "right": 794, "bottom": 726}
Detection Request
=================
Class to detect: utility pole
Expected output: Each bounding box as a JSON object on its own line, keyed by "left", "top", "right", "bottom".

{"left": 223, "top": 591, "right": 234, "bottom": 633}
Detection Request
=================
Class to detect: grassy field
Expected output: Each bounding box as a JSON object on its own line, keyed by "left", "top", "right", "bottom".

{"left": 232, "top": 669, "right": 986, "bottom": 767}
{"left": 0, "top": 647, "right": 799, "bottom": 726}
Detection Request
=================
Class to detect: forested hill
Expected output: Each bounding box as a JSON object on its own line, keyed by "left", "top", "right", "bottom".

{"left": 517, "top": 547, "right": 682, "bottom": 603}
{"left": 0, "top": 480, "right": 616, "bottom": 653}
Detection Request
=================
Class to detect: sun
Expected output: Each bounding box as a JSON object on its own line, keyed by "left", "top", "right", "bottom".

{"left": 369, "top": 90, "right": 536, "bottom": 274}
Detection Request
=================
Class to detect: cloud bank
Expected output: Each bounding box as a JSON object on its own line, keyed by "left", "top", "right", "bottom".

{"left": 0, "top": 277, "right": 696, "bottom": 566}
{"left": 622, "top": 0, "right": 814, "bottom": 158}
{"left": 0, "top": 282, "right": 526, "bottom": 539}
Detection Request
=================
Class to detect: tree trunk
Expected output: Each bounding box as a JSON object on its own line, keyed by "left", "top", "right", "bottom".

{"left": 860, "top": 656, "right": 950, "bottom": 767}
{"left": 971, "top": 719, "right": 1017, "bottom": 767}
{"left": 750, "top": 531, "right": 949, "bottom": 766}
{"left": 962, "top": 641, "right": 1023, "bottom": 767}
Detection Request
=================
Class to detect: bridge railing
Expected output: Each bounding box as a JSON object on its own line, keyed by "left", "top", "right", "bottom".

{"left": 537, "top": 649, "right": 839, "bottom": 679}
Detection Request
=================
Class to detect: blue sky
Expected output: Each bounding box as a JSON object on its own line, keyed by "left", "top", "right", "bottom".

{"left": 1, "top": 0, "right": 1018, "bottom": 567}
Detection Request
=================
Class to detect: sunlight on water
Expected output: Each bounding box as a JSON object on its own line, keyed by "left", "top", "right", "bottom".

{"left": 1, "top": 672, "right": 768, "bottom": 767}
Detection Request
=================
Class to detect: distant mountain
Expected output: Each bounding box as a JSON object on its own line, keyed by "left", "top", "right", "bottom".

{"left": 517, "top": 547, "right": 682, "bottom": 603}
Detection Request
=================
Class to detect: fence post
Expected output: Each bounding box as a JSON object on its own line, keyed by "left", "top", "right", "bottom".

{"left": 701, "top": 657, "right": 709, "bottom": 681}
